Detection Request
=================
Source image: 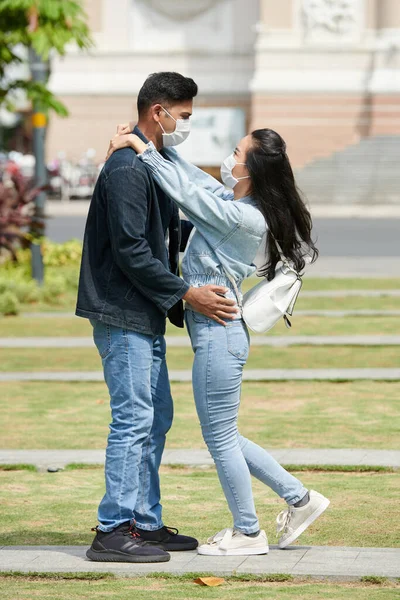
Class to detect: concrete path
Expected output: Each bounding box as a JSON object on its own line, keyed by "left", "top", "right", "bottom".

{"left": 306, "top": 258, "right": 400, "bottom": 278}
{"left": 20, "top": 309, "right": 400, "bottom": 318}
{"left": 295, "top": 309, "right": 400, "bottom": 316}
{"left": 1, "top": 545, "right": 399, "bottom": 579}
{"left": 46, "top": 200, "right": 400, "bottom": 218}
{"left": 2, "top": 335, "right": 400, "bottom": 348}
{"left": 1, "top": 448, "right": 398, "bottom": 469}
{"left": 301, "top": 289, "right": 400, "bottom": 298}
{"left": 1, "top": 369, "right": 399, "bottom": 382}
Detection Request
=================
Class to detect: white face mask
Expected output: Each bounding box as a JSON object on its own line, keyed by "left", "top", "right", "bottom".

{"left": 220, "top": 153, "right": 250, "bottom": 189}
{"left": 158, "top": 106, "right": 191, "bottom": 147}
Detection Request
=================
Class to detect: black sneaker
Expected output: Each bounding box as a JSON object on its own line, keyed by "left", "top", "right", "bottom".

{"left": 135, "top": 525, "right": 198, "bottom": 551}
{"left": 86, "top": 522, "right": 171, "bottom": 563}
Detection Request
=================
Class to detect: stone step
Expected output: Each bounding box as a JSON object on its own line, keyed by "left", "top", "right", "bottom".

{"left": 1, "top": 335, "right": 400, "bottom": 348}
{"left": 1, "top": 545, "right": 398, "bottom": 579}
{"left": 0, "top": 369, "right": 399, "bottom": 382}
{"left": 1, "top": 448, "right": 398, "bottom": 469}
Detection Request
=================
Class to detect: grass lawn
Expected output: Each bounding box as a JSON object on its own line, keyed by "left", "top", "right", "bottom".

{"left": 0, "top": 467, "right": 399, "bottom": 548}
{"left": 0, "top": 345, "right": 398, "bottom": 372}
{"left": 1, "top": 315, "right": 399, "bottom": 338}
{"left": 295, "top": 297, "right": 400, "bottom": 311}
{"left": 8, "top": 276, "right": 400, "bottom": 315}
{"left": 244, "top": 277, "right": 400, "bottom": 293}
{"left": 0, "top": 576, "right": 398, "bottom": 600}
{"left": 19, "top": 290, "right": 78, "bottom": 313}
{"left": 0, "top": 381, "right": 398, "bottom": 450}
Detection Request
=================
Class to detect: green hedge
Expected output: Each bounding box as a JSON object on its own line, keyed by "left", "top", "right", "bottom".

{"left": 0, "top": 239, "right": 82, "bottom": 316}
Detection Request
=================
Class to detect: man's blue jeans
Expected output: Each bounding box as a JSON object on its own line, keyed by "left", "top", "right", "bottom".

{"left": 91, "top": 320, "right": 173, "bottom": 532}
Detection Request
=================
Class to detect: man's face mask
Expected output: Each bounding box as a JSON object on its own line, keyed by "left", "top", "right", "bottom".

{"left": 158, "top": 107, "right": 191, "bottom": 147}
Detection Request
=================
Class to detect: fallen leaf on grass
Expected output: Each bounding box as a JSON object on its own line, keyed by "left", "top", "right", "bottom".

{"left": 194, "top": 577, "right": 225, "bottom": 587}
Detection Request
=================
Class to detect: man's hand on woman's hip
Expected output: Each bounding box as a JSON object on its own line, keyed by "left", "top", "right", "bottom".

{"left": 183, "top": 286, "right": 238, "bottom": 326}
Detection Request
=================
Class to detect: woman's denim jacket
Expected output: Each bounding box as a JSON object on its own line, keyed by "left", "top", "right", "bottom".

{"left": 138, "top": 143, "right": 267, "bottom": 310}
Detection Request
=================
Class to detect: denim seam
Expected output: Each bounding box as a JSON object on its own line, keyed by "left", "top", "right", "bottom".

{"left": 203, "top": 321, "right": 255, "bottom": 532}
{"left": 225, "top": 322, "right": 249, "bottom": 360}
{"left": 240, "top": 438, "right": 306, "bottom": 504}
{"left": 101, "top": 263, "right": 114, "bottom": 319}
{"left": 137, "top": 436, "right": 152, "bottom": 520}
{"left": 214, "top": 207, "right": 244, "bottom": 250}
{"left": 100, "top": 324, "right": 112, "bottom": 359}
{"left": 104, "top": 164, "right": 143, "bottom": 183}
{"left": 135, "top": 337, "right": 165, "bottom": 532}
{"left": 116, "top": 329, "right": 136, "bottom": 524}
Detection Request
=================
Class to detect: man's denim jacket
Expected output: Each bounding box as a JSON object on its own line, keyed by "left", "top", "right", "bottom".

{"left": 76, "top": 127, "right": 189, "bottom": 336}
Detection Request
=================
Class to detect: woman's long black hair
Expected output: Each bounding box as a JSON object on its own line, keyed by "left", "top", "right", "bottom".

{"left": 246, "top": 128, "right": 318, "bottom": 280}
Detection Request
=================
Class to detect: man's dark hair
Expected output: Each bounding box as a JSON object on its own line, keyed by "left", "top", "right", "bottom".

{"left": 137, "top": 72, "right": 198, "bottom": 116}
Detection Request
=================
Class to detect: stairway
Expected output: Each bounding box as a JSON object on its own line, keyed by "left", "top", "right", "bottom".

{"left": 295, "top": 136, "right": 400, "bottom": 205}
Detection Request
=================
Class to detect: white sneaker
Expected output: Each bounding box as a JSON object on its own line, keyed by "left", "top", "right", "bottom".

{"left": 197, "top": 528, "right": 269, "bottom": 556}
{"left": 276, "top": 490, "right": 330, "bottom": 549}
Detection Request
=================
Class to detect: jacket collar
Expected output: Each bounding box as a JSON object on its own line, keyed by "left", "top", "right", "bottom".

{"left": 134, "top": 124, "right": 169, "bottom": 157}
{"left": 133, "top": 125, "right": 148, "bottom": 143}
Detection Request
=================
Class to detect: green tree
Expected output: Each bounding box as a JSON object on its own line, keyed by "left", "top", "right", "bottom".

{"left": 0, "top": 0, "right": 93, "bottom": 116}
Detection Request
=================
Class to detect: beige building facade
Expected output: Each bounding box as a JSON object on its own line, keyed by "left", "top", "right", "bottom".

{"left": 48, "top": 0, "right": 400, "bottom": 176}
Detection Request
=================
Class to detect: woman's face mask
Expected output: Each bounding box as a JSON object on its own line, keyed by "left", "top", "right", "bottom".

{"left": 220, "top": 153, "right": 250, "bottom": 189}
{"left": 158, "top": 106, "right": 191, "bottom": 147}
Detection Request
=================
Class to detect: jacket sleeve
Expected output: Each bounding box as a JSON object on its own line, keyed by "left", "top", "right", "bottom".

{"left": 138, "top": 144, "right": 243, "bottom": 247}
{"left": 105, "top": 165, "right": 189, "bottom": 312}
{"left": 162, "top": 146, "right": 234, "bottom": 201}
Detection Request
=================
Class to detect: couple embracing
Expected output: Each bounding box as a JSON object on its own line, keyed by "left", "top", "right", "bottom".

{"left": 76, "top": 71, "right": 329, "bottom": 563}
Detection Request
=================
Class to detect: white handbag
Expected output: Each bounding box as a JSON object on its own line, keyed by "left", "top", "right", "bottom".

{"left": 224, "top": 238, "right": 303, "bottom": 333}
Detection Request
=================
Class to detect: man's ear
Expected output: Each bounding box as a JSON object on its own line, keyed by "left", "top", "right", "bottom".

{"left": 151, "top": 104, "right": 163, "bottom": 123}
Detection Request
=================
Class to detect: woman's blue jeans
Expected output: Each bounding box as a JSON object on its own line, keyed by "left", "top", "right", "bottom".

{"left": 90, "top": 320, "right": 173, "bottom": 532}
{"left": 185, "top": 310, "right": 308, "bottom": 534}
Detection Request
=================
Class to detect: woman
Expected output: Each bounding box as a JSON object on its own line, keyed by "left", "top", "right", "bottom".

{"left": 106, "top": 125, "right": 330, "bottom": 556}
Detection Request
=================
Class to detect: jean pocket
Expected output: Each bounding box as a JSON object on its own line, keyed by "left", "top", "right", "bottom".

{"left": 190, "top": 310, "right": 210, "bottom": 324}
{"left": 226, "top": 321, "right": 249, "bottom": 360}
{"left": 93, "top": 322, "right": 111, "bottom": 359}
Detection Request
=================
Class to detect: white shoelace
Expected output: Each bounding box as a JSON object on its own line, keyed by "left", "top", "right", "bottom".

{"left": 206, "top": 528, "right": 235, "bottom": 550}
{"left": 276, "top": 507, "right": 293, "bottom": 536}
{"left": 206, "top": 528, "right": 231, "bottom": 544}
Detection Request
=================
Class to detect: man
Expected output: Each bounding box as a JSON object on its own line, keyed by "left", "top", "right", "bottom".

{"left": 76, "top": 72, "right": 237, "bottom": 563}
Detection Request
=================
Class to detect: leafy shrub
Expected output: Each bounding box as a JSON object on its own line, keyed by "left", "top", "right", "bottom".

{"left": 40, "top": 275, "right": 68, "bottom": 304}
{"left": 3, "top": 238, "right": 82, "bottom": 269}
{"left": 0, "top": 277, "right": 40, "bottom": 304}
{"left": 0, "top": 239, "right": 81, "bottom": 310}
{"left": 64, "top": 268, "right": 80, "bottom": 290}
{"left": 41, "top": 238, "right": 82, "bottom": 267}
{"left": 14, "top": 280, "right": 40, "bottom": 303}
{"left": 0, "top": 291, "right": 20, "bottom": 316}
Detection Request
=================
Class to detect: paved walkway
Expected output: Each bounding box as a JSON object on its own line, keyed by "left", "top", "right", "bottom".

{"left": 1, "top": 545, "right": 399, "bottom": 579}
{"left": 1, "top": 369, "right": 399, "bottom": 382}
{"left": 1, "top": 448, "right": 398, "bottom": 469}
{"left": 301, "top": 289, "right": 400, "bottom": 298}
{"left": 306, "top": 258, "right": 400, "bottom": 278}
{"left": 296, "top": 309, "right": 400, "bottom": 317}
{"left": 46, "top": 200, "right": 400, "bottom": 218}
{"left": 20, "top": 309, "right": 400, "bottom": 318}
{"left": 2, "top": 335, "right": 400, "bottom": 348}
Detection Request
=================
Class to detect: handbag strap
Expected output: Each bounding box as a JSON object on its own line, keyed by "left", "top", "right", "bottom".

{"left": 223, "top": 269, "right": 243, "bottom": 310}
{"left": 270, "top": 233, "right": 291, "bottom": 269}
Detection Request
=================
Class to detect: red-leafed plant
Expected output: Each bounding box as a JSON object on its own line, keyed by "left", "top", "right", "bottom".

{"left": 0, "top": 169, "right": 44, "bottom": 261}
